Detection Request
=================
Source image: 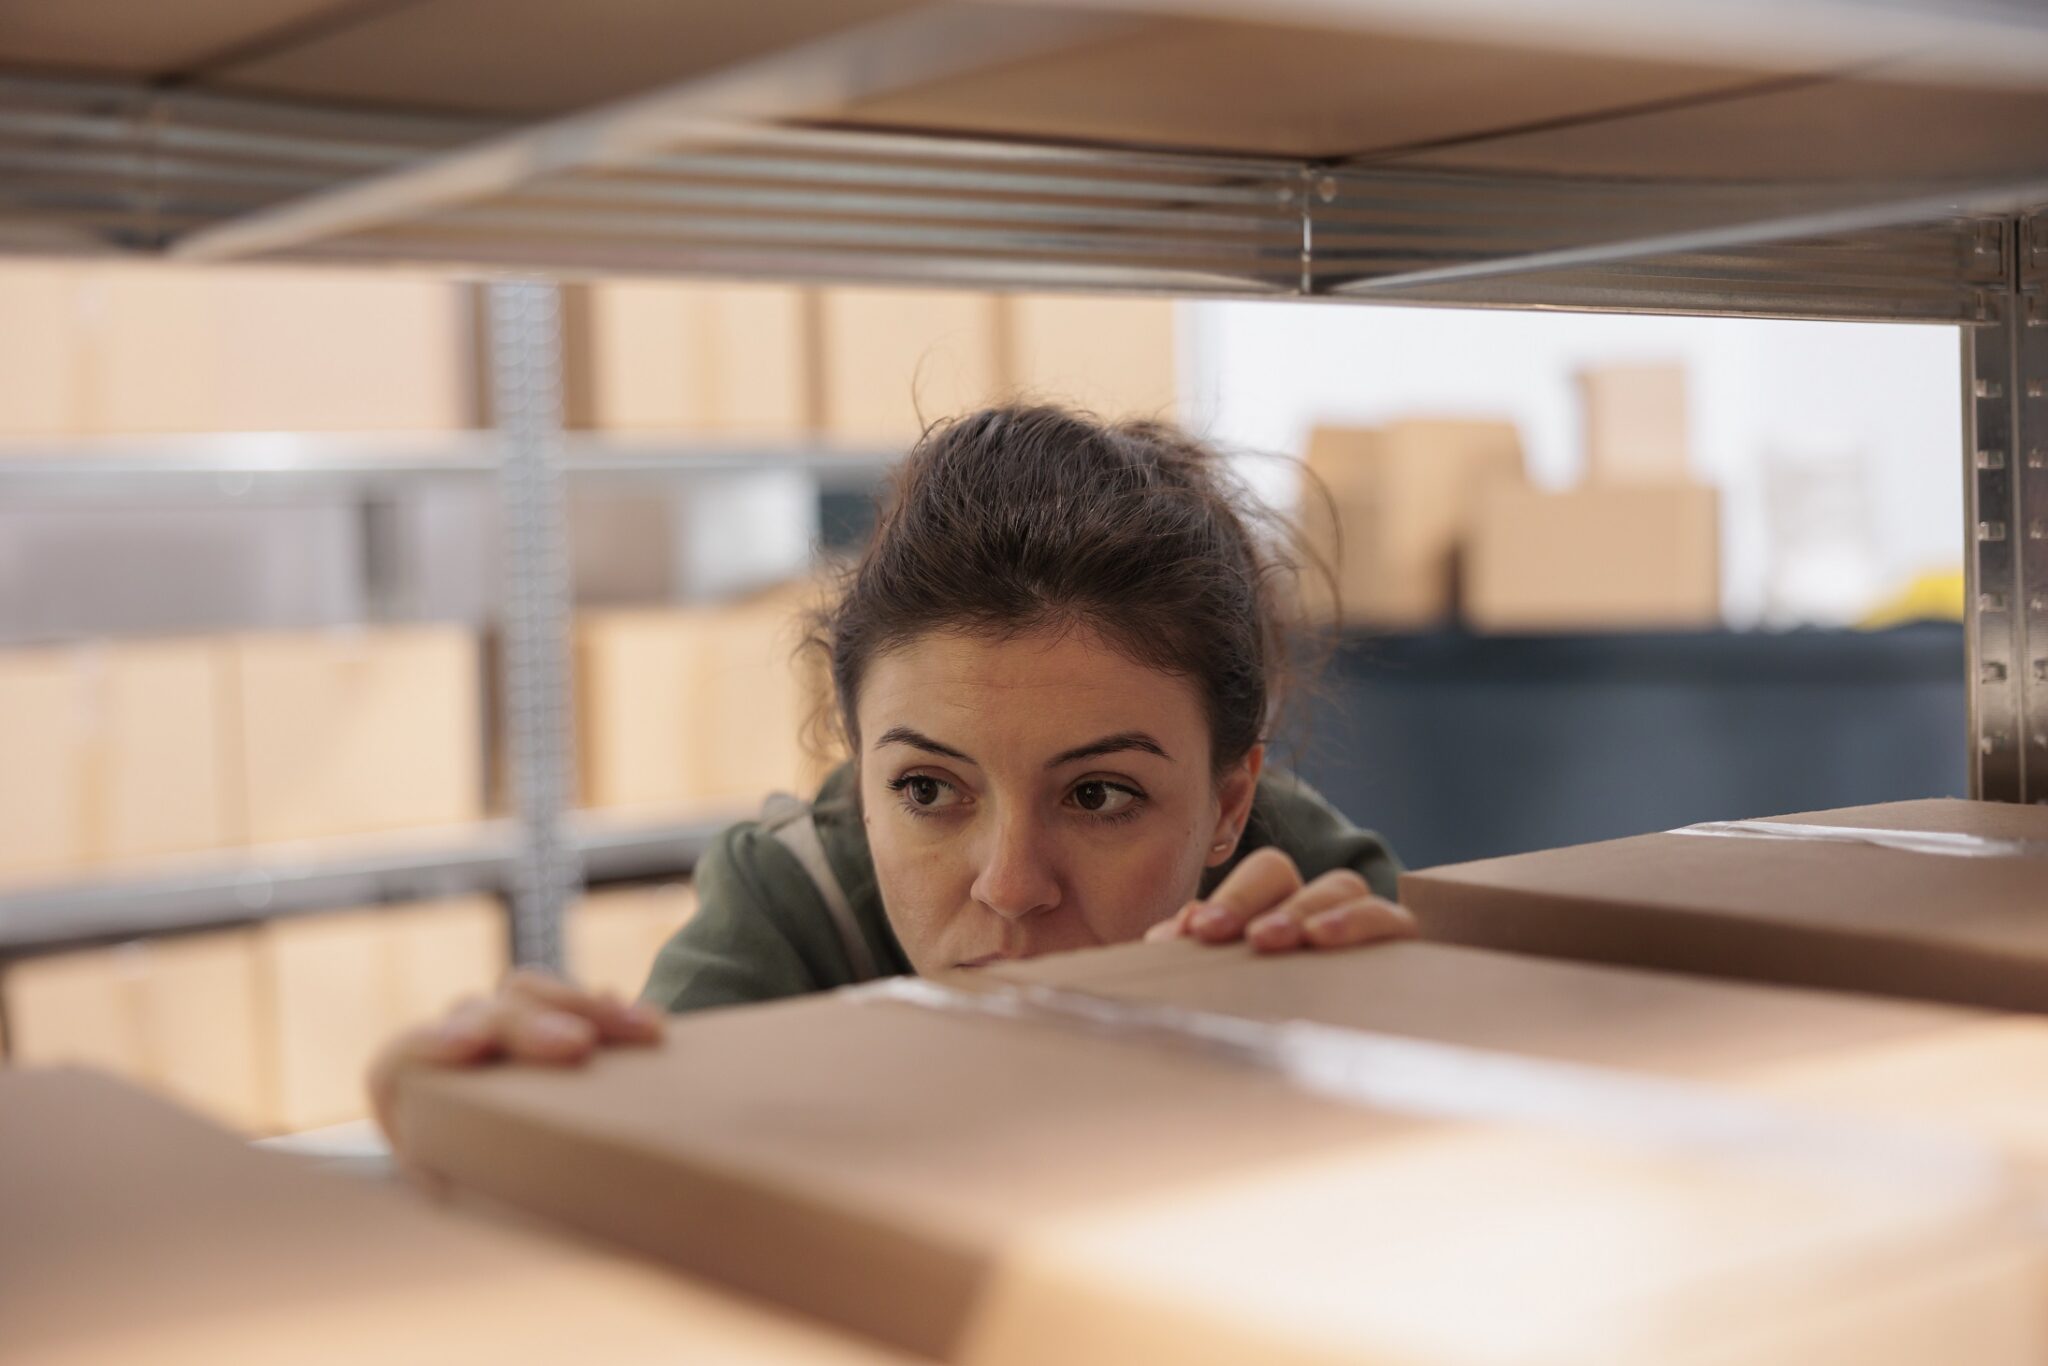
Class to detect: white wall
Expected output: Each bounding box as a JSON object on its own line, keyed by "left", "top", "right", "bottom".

{"left": 1179, "top": 300, "right": 1964, "bottom": 627}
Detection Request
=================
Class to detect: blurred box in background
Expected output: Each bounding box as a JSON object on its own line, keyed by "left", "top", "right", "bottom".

{"left": 817, "top": 287, "right": 1005, "bottom": 446}
{"left": 1577, "top": 362, "right": 1689, "bottom": 485}
{"left": 1299, "top": 419, "right": 1526, "bottom": 626}
{"left": 1003, "top": 295, "right": 1178, "bottom": 420}
{"left": 0, "top": 263, "right": 87, "bottom": 436}
{"left": 225, "top": 624, "right": 484, "bottom": 845}
{"left": 562, "top": 280, "right": 813, "bottom": 438}
{"left": 568, "top": 883, "right": 699, "bottom": 1001}
{"left": 578, "top": 582, "right": 837, "bottom": 816}
{"left": 88, "top": 638, "right": 232, "bottom": 865}
{"left": 0, "top": 648, "right": 90, "bottom": 881}
{"left": 1465, "top": 483, "right": 1721, "bottom": 632}
{"left": 77, "top": 264, "right": 475, "bottom": 435}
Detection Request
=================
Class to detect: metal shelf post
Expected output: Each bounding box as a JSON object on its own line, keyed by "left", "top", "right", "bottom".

{"left": 488, "top": 279, "right": 581, "bottom": 969}
{"left": 1963, "top": 214, "right": 2048, "bottom": 804}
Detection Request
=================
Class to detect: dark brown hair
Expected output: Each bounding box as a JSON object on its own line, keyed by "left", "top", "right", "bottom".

{"left": 811, "top": 403, "right": 1324, "bottom": 775}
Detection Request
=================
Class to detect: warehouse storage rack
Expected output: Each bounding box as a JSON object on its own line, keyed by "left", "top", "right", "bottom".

{"left": 2, "top": 0, "right": 2046, "bottom": 969}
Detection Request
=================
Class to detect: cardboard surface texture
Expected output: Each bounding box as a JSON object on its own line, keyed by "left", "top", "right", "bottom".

{"left": 226, "top": 625, "right": 483, "bottom": 844}
{"left": 0, "top": 263, "right": 87, "bottom": 436}
{"left": 1401, "top": 798, "right": 2048, "bottom": 1013}
{"left": 1464, "top": 481, "right": 1720, "bottom": 631}
{"left": 817, "top": 288, "right": 1004, "bottom": 446}
{"left": 1579, "top": 363, "right": 1690, "bottom": 484}
{"left": 1299, "top": 420, "right": 1526, "bottom": 626}
{"left": 398, "top": 952, "right": 2041, "bottom": 1365}
{"left": 90, "top": 639, "right": 233, "bottom": 863}
{"left": 0, "top": 1068, "right": 902, "bottom": 1365}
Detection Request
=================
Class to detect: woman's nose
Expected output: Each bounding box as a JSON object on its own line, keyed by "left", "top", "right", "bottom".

{"left": 970, "top": 813, "right": 1061, "bottom": 921}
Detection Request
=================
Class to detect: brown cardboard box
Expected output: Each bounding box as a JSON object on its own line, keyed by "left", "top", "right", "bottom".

{"left": 226, "top": 625, "right": 483, "bottom": 845}
{"left": 0, "top": 263, "right": 87, "bottom": 436}
{"left": 0, "top": 1068, "right": 904, "bottom": 1365}
{"left": 1003, "top": 295, "right": 1177, "bottom": 420}
{"left": 817, "top": 288, "right": 1005, "bottom": 447}
{"left": 2, "top": 945, "right": 146, "bottom": 1079}
{"left": 395, "top": 964, "right": 2042, "bottom": 1365}
{"left": 1580, "top": 362, "right": 1690, "bottom": 485}
{"left": 1401, "top": 798, "right": 2048, "bottom": 1013}
{"left": 567, "top": 884, "right": 699, "bottom": 1001}
{"left": 1299, "top": 420, "right": 1526, "bottom": 626}
{"left": 132, "top": 929, "right": 268, "bottom": 1134}
{"left": 578, "top": 587, "right": 835, "bottom": 815}
{"left": 86, "top": 638, "right": 232, "bottom": 864}
{"left": 577, "top": 607, "right": 724, "bottom": 813}
{"left": 1464, "top": 481, "right": 1720, "bottom": 632}
{"left": 257, "top": 908, "right": 393, "bottom": 1133}
{"left": 388, "top": 895, "right": 507, "bottom": 1026}
{"left": 0, "top": 648, "right": 90, "bottom": 881}
{"left": 564, "top": 280, "right": 813, "bottom": 438}
{"left": 79, "top": 263, "right": 474, "bottom": 434}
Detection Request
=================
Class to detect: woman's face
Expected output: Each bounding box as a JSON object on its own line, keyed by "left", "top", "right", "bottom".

{"left": 855, "top": 624, "right": 1262, "bottom": 975}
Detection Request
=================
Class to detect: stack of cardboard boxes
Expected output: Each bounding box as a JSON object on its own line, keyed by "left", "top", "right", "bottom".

{"left": 1301, "top": 364, "right": 1723, "bottom": 633}
{"left": 1465, "top": 363, "right": 1722, "bottom": 632}
{"left": 562, "top": 280, "right": 1179, "bottom": 445}
{"left": 0, "top": 262, "right": 477, "bottom": 436}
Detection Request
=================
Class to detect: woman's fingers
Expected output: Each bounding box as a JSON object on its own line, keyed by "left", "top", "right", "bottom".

{"left": 1259, "top": 894, "right": 1417, "bottom": 954}
{"left": 502, "top": 968, "right": 665, "bottom": 1045}
{"left": 1184, "top": 847, "right": 1303, "bottom": 942}
{"left": 367, "top": 969, "right": 667, "bottom": 1148}
{"left": 1243, "top": 867, "right": 1373, "bottom": 950}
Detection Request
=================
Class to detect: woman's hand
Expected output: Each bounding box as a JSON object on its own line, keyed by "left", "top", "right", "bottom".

{"left": 367, "top": 969, "right": 665, "bottom": 1146}
{"left": 1146, "top": 847, "right": 1416, "bottom": 952}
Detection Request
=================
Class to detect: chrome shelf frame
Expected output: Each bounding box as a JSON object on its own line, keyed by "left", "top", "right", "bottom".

{"left": 8, "top": 0, "right": 2048, "bottom": 956}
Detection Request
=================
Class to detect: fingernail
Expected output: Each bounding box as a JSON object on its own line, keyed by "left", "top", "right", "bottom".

{"left": 627, "top": 1002, "right": 665, "bottom": 1029}
{"left": 1191, "top": 903, "right": 1230, "bottom": 934}
{"left": 435, "top": 1016, "right": 490, "bottom": 1048}
{"left": 1304, "top": 908, "right": 1352, "bottom": 936}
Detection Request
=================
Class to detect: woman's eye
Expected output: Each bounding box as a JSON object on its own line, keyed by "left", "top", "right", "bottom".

{"left": 1071, "top": 781, "right": 1136, "bottom": 815}
{"left": 905, "top": 776, "right": 944, "bottom": 807}
{"left": 891, "top": 773, "right": 961, "bottom": 812}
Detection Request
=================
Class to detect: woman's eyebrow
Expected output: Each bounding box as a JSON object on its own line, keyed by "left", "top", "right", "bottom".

{"left": 1046, "top": 731, "right": 1171, "bottom": 768}
{"left": 874, "top": 726, "right": 977, "bottom": 763}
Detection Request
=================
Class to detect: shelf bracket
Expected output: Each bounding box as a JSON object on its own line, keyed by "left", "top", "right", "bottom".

{"left": 1962, "top": 214, "right": 2048, "bottom": 803}
{"left": 489, "top": 280, "right": 582, "bottom": 968}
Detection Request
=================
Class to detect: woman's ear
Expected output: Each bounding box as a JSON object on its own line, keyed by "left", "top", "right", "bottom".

{"left": 1206, "top": 743, "right": 1265, "bottom": 867}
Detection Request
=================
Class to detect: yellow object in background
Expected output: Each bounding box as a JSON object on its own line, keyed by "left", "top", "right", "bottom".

{"left": 1859, "top": 568, "right": 1966, "bottom": 629}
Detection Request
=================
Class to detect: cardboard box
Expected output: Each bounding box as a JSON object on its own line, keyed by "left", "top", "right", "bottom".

{"left": 226, "top": 625, "right": 483, "bottom": 845}
{"left": 578, "top": 586, "right": 835, "bottom": 815}
{"left": 132, "top": 929, "right": 268, "bottom": 1134}
{"left": 1580, "top": 362, "right": 1690, "bottom": 485}
{"left": 1464, "top": 481, "right": 1720, "bottom": 632}
{"left": 568, "top": 884, "right": 699, "bottom": 1001}
{"left": 1003, "top": 295, "right": 1177, "bottom": 420}
{"left": 0, "top": 648, "right": 90, "bottom": 881}
{"left": 2, "top": 945, "right": 146, "bottom": 1079}
{"left": 1298, "top": 420, "right": 1526, "bottom": 626}
{"left": 388, "top": 895, "right": 507, "bottom": 1026}
{"left": 395, "top": 958, "right": 2042, "bottom": 1365}
{"left": 257, "top": 908, "right": 394, "bottom": 1133}
{"left": 817, "top": 288, "right": 1005, "bottom": 447}
{"left": 79, "top": 263, "right": 474, "bottom": 434}
{"left": 1401, "top": 798, "right": 2048, "bottom": 1013}
{"left": 563, "top": 280, "right": 813, "bottom": 438}
{"left": 86, "top": 638, "right": 233, "bottom": 864}
{"left": 0, "top": 1068, "right": 904, "bottom": 1365}
{"left": 0, "top": 262, "right": 87, "bottom": 436}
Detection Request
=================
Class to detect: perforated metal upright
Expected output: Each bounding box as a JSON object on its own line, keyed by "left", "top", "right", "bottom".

{"left": 488, "top": 280, "right": 579, "bottom": 970}
{"left": 1964, "top": 214, "right": 2048, "bottom": 805}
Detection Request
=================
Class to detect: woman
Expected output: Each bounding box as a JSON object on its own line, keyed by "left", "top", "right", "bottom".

{"left": 372, "top": 404, "right": 1413, "bottom": 1134}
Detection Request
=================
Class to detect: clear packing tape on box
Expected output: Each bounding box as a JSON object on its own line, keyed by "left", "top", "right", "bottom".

{"left": 857, "top": 974, "right": 2011, "bottom": 1207}
{"left": 1673, "top": 820, "right": 2048, "bottom": 860}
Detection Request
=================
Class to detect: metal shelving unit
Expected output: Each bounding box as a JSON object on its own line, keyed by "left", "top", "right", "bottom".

{"left": 5, "top": 0, "right": 2047, "bottom": 966}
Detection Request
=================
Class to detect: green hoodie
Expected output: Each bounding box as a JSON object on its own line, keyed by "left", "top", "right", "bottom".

{"left": 641, "top": 762, "right": 1399, "bottom": 1013}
